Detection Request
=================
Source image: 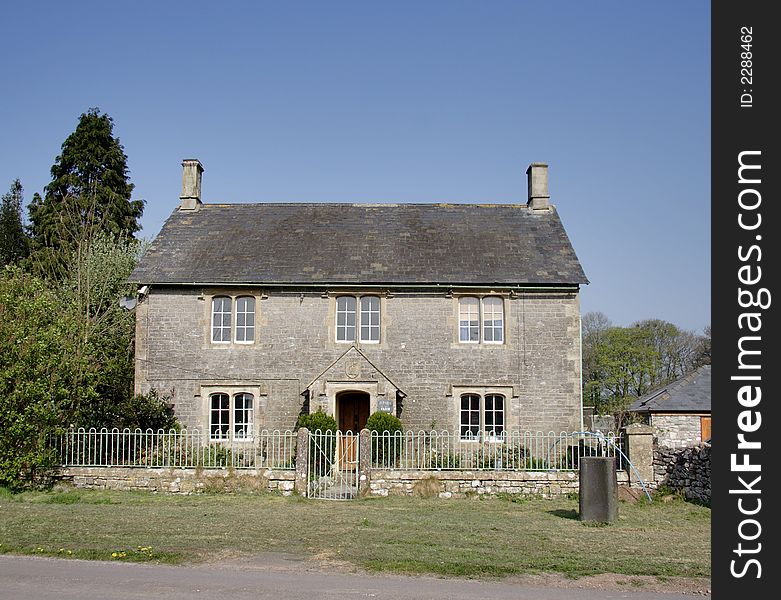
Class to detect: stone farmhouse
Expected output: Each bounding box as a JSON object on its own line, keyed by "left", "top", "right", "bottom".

{"left": 130, "top": 160, "right": 588, "bottom": 441}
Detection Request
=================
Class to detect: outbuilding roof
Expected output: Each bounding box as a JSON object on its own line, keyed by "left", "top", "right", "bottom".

{"left": 628, "top": 364, "right": 711, "bottom": 414}
{"left": 130, "top": 203, "right": 588, "bottom": 286}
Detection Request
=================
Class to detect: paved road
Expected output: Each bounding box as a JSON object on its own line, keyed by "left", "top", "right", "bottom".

{"left": 0, "top": 555, "right": 705, "bottom": 599}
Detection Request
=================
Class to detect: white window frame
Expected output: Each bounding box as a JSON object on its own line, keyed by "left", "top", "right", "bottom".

{"left": 458, "top": 296, "right": 504, "bottom": 345}
{"left": 335, "top": 295, "right": 381, "bottom": 343}
{"left": 209, "top": 393, "right": 230, "bottom": 440}
{"left": 233, "top": 392, "right": 255, "bottom": 440}
{"left": 483, "top": 394, "right": 505, "bottom": 440}
{"left": 210, "top": 294, "right": 258, "bottom": 345}
{"left": 359, "top": 296, "right": 380, "bottom": 343}
{"left": 482, "top": 297, "right": 504, "bottom": 344}
{"left": 453, "top": 386, "right": 511, "bottom": 441}
{"left": 335, "top": 296, "right": 357, "bottom": 342}
{"left": 234, "top": 296, "right": 256, "bottom": 344}
{"left": 458, "top": 297, "right": 480, "bottom": 344}
{"left": 459, "top": 393, "right": 481, "bottom": 440}
{"left": 208, "top": 391, "right": 255, "bottom": 441}
{"left": 211, "top": 297, "right": 232, "bottom": 343}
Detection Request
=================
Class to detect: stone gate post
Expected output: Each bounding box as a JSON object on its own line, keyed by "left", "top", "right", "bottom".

{"left": 294, "top": 427, "right": 309, "bottom": 495}
{"left": 358, "top": 428, "right": 372, "bottom": 494}
{"left": 622, "top": 423, "right": 654, "bottom": 488}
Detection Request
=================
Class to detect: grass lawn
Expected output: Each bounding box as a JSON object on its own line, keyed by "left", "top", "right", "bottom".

{"left": 0, "top": 487, "right": 710, "bottom": 580}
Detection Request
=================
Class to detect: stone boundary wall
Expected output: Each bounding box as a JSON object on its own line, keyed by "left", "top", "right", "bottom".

{"left": 368, "top": 469, "right": 630, "bottom": 498}
{"left": 653, "top": 443, "right": 711, "bottom": 505}
{"left": 58, "top": 466, "right": 632, "bottom": 499}
{"left": 58, "top": 467, "right": 296, "bottom": 495}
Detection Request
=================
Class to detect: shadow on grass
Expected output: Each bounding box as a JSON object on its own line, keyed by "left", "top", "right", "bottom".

{"left": 547, "top": 509, "right": 579, "bottom": 520}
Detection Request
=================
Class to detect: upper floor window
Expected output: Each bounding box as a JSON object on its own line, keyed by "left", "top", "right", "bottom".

{"left": 235, "top": 297, "right": 256, "bottom": 343}
{"left": 360, "top": 296, "right": 380, "bottom": 342}
{"left": 336, "top": 295, "right": 380, "bottom": 343}
{"left": 482, "top": 297, "right": 504, "bottom": 343}
{"left": 458, "top": 296, "right": 504, "bottom": 344}
{"left": 459, "top": 297, "right": 480, "bottom": 342}
{"left": 211, "top": 295, "right": 256, "bottom": 344}
{"left": 212, "top": 297, "right": 232, "bottom": 343}
{"left": 209, "top": 392, "right": 254, "bottom": 441}
{"left": 336, "top": 296, "right": 357, "bottom": 342}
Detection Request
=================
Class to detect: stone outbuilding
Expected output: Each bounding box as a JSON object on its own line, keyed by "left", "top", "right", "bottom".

{"left": 130, "top": 160, "right": 589, "bottom": 439}
{"left": 628, "top": 364, "right": 711, "bottom": 449}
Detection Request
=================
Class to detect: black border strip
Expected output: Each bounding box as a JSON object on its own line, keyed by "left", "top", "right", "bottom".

{"left": 712, "top": 2, "right": 778, "bottom": 597}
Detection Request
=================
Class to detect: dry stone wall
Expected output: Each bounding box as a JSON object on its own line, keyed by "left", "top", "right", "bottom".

{"left": 368, "top": 469, "right": 630, "bottom": 498}
{"left": 654, "top": 443, "right": 711, "bottom": 504}
{"left": 59, "top": 467, "right": 296, "bottom": 495}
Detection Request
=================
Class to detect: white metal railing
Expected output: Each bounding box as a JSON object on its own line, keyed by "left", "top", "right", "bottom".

{"left": 369, "top": 430, "right": 626, "bottom": 471}
{"left": 53, "top": 428, "right": 624, "bottom": 474}
{"left": 53, "top": 427, "right": 297, "bottom": 470}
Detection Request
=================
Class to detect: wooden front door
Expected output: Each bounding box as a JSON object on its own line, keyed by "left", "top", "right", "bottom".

{"left": 337, "top": 392, "right": 369, "bottom": 468}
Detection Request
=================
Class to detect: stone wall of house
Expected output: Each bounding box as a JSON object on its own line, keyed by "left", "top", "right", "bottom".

{"left": 135, "top": 287, "right": 583, "bottom": 434}
{"left": 368, "top": 469, "right": 630, "bottom": 498}
{"left": 651, "top": 414, "right": 703, "bottom": 449}
{"left": 58, "top": 467, "right": 296, "bottom": 495}
{"left": 653, "top": 443, "right": 711, "bottom": 504}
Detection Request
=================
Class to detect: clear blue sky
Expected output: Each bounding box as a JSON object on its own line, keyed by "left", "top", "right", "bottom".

{"left": 0, "top": 1, "right": 710, "bottom": 333}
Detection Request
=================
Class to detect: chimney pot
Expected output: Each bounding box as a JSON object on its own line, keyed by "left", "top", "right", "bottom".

{"left": 526, "top": 162, "right": 550, "bottom": 210}
{"left": 180, "top": 159, "right": 204, "bottom": 210}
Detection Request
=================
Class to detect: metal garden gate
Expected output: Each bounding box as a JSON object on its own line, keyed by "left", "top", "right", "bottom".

{"left": 306, "top": 429, "right": 359, "bottom": 500}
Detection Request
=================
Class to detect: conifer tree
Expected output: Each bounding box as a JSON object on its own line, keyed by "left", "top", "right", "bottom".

{"left": 28, "top": 108, "right": 144, "bottom": 275}
{"left": 0, "top": 179, "right": 29, "bottom": 267}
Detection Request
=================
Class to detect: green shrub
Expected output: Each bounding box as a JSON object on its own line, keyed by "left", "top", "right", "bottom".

{"left": 366, "top": 412, "right": 403, "bottom": 466}
{"left": 199, "top": 444, "right": 236, "bottom": 468}
{"left": 295, "top": 410, "right": 337, "bottom": 433}
{"left": 296, "top": 411, "right": 337, "bottom": 475}
{"left": 95, "top": 389, "right": 179, "bottom": 432}
{"left": 366, "top": 412, "right": 403, "bottom": 434}
{"left": 427, "top": 450, "right": 460, "bottom": 469}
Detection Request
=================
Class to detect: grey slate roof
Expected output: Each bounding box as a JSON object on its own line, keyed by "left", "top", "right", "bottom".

{"left": 628, "top": 365, "right": 711, "bottom": 414}
{"left": 130, "top": 203, "right": 588, "bottom": 286}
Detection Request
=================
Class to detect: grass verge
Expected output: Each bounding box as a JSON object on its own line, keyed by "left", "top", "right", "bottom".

{"left": 0, "top": 487, "right": 710, "bottom": 579}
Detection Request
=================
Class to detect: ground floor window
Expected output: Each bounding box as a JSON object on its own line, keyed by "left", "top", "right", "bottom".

{"left": 459, "top": 392, "right": 505, "bottom": 440}
{"left": 209, "top": 392, "right": 255, "bottom": 440}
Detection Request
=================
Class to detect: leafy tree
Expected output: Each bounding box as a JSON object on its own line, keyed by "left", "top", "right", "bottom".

{"left": 633, "top": 319, "right": 700, "bottom": 385}
{"left": 581, "top": 311, "right": 612, "bottom": 408}
{"left": 0, "top": 239, "right": 179, "bottom": 486}
{"left": 28, "top": 108, "right": 144, "bottom": 276}
{"left": 0, "top": 179, "right": 29, "bottom": 267}
{"left": 0, "top": 268, "right": 82, "bottom": 488}
{"left": 582, "top": 315, "right": 711, "bottom": 428}
{"left": 582, "top": 311, "right": 612, "bottom": 339}
{"left": 697, "top": 325, "right": 711, "bottom": 366}
{"left": 59, "top": 232, "right": 145, "bottom": 427}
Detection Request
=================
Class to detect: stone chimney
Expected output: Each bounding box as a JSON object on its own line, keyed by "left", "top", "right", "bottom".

{"left": 180, "top": 159, "right": 204, "bottom": 210}
{"left": 526, "top": 162, "right": 550, "bottom": 210}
